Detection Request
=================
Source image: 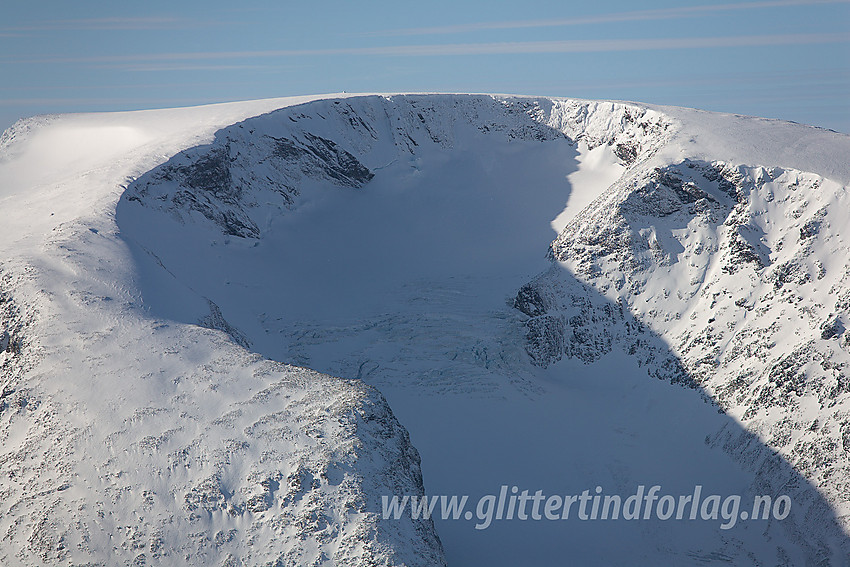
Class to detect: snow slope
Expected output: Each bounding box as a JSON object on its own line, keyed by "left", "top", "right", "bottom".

{"left": 0, "top": 95, "right": 444, "bottom": 567}
{"left": 2, "top": 93, "right": 850, "bottom": 566}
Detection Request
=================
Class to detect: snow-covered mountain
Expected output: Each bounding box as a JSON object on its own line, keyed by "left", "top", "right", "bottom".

{"left": 2, "top": 93, "right": 849, "bottom": 566}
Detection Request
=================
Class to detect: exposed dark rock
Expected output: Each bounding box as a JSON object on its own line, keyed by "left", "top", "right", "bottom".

{"left": 524, "top": 315, "right": 565, "bottom": 366}
{"left": 768, "top": 260, "right": 812, "bottom": 290}
{"left": 301, "top": 133, "right": 374, "bottom": 186}
{"left": 614, "top": 142, "right": 637, "bottom": 165}
{"left": 184, "top": 146, "right": 235, "bottom": 198}
{"left": 198, "top": 299, "right": 252, "bottom": 348}
{"left": 821, "top": 315, "right": 845, "bottom": 340}
{"left": 723, "top": 229, "right": 766, "bottom": 274}
{"left": 800, "top": 216, "right": 824, "bottom": 241}
{"left": 513, "top": 284, "right": 548, "bottom": 317}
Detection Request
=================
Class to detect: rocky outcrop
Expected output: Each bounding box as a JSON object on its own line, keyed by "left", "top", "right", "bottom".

{"left": 123, "top": 96, "right": 669, "bottom": 242}
{"left": 127, "top": 132, "right": 374, "bottom": 239}
{"left": 517, "top": 150, "right": 850, "bottom": 557}
{"left": 0, "top": 265, "right": 445, "bottom": 566}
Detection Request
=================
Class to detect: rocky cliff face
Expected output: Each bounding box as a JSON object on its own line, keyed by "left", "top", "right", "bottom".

{"left": 120, "top": 94, "right": 850, "bottom": 561}
{"left": 119, "top": 94, "right": 677, "bottom": 400}
{"left": 123, "top": 95, "right": 584, "bottom": 241}
{"left": 517, "top": 146, "right": 850, "bottom": 559}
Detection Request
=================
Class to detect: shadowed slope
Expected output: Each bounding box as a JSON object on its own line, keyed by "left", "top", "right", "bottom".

{"left": 117, "top": 94, "right": 850, "bottom": 565}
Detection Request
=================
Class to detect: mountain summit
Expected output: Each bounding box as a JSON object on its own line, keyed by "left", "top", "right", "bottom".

{"left": 1, "top": 94, "right": 849, "bottom": 565}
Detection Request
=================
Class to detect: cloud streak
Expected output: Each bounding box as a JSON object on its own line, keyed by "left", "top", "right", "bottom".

{"left": 119, "top": 63, "right": 275, "bottom": 72}
{"left": 0, "top": 95, "right": 239, "bottom": 107}
{"left": 1, "top": 16, "right": 220, "bottom": 32}
{"left": 5, "top": 32, "right": 847, "bottom": 65}
{"left": 352, "top": 33, "right": 850, "bottom": 56}
{"left": 369, "top": 0, "right": 850, "bottom": 36}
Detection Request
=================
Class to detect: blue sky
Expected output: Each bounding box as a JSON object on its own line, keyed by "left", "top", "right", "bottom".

{"left": 1, "top": 0, "right": 848, "bottom": 134}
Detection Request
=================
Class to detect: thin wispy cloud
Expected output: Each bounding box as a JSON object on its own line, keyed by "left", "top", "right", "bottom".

{"left": 1, "top": 16, "right": 220, "bottom": 32}
{"left": 0, "top": 96, "right": 237, "bottom": 107}
{"left": 568, "top": 69, "right": 850, "bottom": 92}
{"left": 0, "top": 81, "right": 249, "bottom": 92}
{"left": 370, "top": 0, "right": 850, "bottom": 36}
{"left": 6, "top": 32, "right": 847, "bottom": 65}
{"left": 348, "top": 33, "right": 850, "bottom": 56}
{"left": 118, "top": 63, "right": 274, "bottom": 72}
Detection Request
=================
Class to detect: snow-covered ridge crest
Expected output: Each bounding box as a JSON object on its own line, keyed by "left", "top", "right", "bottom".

{"left": 120, "top": 94, "right": 849, "bottom": 562}
{"left": 123, "top": 94, "right": 673, "bottom": 240}
{"left": 0, "top": 115, "right": 59, "bottom": 159}
{"left": 0, "top": 95, "right": 452, "bottom": 567}
{"left": 3, "top": 93, "right": 850, "bottom": 565}
{"left": 521, "top": 156, "right": 850, "bottom": 554}
{"left": 0, "top": 246, "right": 446, "bottom": 566}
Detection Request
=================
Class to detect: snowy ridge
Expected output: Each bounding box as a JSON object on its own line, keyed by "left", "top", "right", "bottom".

{"left": 522, "top": 156, "right": 850, "bottom": 558}
{"left": 126, "top": 95, "right": 588, "bottom": 239}
{"left": 118, "top": 95, "right": 675, "bottom": 399}
{"left": 0, "top": 96, "right": 445, "bottom": 567}
{"left": 2, "top": 93, "right": 850, "bottom": 565}
{"left": 0, "top": 286, "right": 442, "bottom": 566}
{"left": 541, "top": 156, "right": 850, "bottom": 508}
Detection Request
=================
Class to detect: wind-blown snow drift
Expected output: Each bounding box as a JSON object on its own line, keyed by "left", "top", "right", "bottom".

{"left": 2, "top": 93, "right": 850, "bottom": 566}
